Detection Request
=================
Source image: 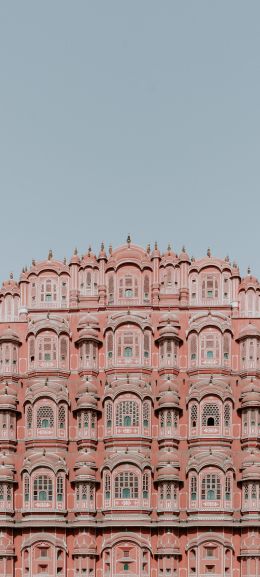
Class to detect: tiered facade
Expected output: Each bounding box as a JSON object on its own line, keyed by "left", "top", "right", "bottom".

{"left": 0, "top": 240, "right": 259, "bottom": 577}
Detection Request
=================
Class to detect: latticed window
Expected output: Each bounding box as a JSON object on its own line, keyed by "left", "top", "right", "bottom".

{"left": 143, "top": 401, "right": 150, "bottom": 428}
{"left": 37, "top": 406, "right": 54, "bottom": 428}
{"left": 252, "top": 482, "right": 257, "bottom": 500}
{"left": 144, "top": 274, "right": 149, "bottom": 299}
{"left": 224, "top": 404, "right": 231, "bottom": 427}
{"left": 115, "top": 401, "right": 139, "bottom": 427}
{"left": 144, "top": 332, "right": 150, "bottom": 359}
{"left": 60, "top": 337, "right": 68, "bottom": 363}
{"left": 26, "top": 405, "right": 33, "bottom": 429}
{"left": 225, "top": 477, "right": 231, "bottom": 500}
{"left": 142, "top": 473, "right": 149, "bottom": 498}
{"left": 0, "top": 485, "right": 3, "bottom": 500}
{"left": 201, "top": 274, "right": 219, "bottom": 299}
{"left": 108, "top": 275, "right": 114, "bottom": 302}
{"left": 107, "top": 332, "right": 113, "bottom": 358}
{"left": 244, "top": 483, "right": 249, "bottom": 500}
{"left": 114, "top": 472, "right": 139, "bottom": 499}
{"left": 190, "top": 404, "right": 198, "bottom": 428}
{"left": 57, "top": 476, "right": 63, "bottom": 502}
{"left": 201, "top": 474, "right": 221, "bottom": 500}
{"left": 105, "top": 473, "right": 111, "bottom": 500}
{"left": 106, "top": 402, "right": 112, "bottom": 428}
{"left": 33, "top": 476, "right": 53, "bottom": 501}
{"left": 91, "top": 411, "right": 96, "bottom": 429}
{"left": 58, "top": 405, "right": 66, "bottom": 429}
{"left": 202, "top": 404, "right": 220, "bottom": 427}
{"left": 223, "top": 333, "right": 230, "bottom": 360}
{"left": 24, "top": 475, "right": 30, "bottom": 502}
{"left": 190, "top": 476, "right": 197, "bottom": 500}
{"left": 38, "top": 335, "right": 57, "bottom": 363}
{"left": 190, "top": 335, "right": 197, "bottom": 361}
{"left": 29, "top": 338, "right": 35, "bottom": 362}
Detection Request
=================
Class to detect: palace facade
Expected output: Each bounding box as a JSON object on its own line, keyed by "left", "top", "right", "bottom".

{"left": 0, "top": 239, "right": 259, "bottom": 577}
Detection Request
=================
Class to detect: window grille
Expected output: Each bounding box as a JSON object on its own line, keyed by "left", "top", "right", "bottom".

{"left": 190, "top": 476, "right": 197, "bottom": 500}
{"left": 33, "top": 476, "right": 53, "bottom": 501}
{"left": 143, "top": 401, "right": 150, "bottom": 428}
{"left": 224, "top": 404, "right": 231, "bottom": 427}
{"left": 24, "top": 475, "right": 30, "bottom": 502}
{"left": 106, "top": 402, "right": 112, "bottom": 428}
{"left": 57, "top": 476, "right": 63, "bottom": 502}
{"left": 26, "top": 405, "right": 33, "bottom": 429}
{"left": 201, "top": 474, "right": 221, "bottom": 500}
{"left": 58, "top": 405, "right": 66, "bottom": 429}
{"left": 142, "top": 473, "right": 149, "bottom": 498}
{"left": 225, "top": 477, "right": 231, "bottom": 500}
{"left": 190, "top": 404, "right": 198, "bottom": 427}
{"left": 104, "top": 473, "right": 111, "bottom": 499}
{"left": 114, "top": 472, "right": 139, "bottom": 499}
{"left": 37, "top": 406, "right": 54, "bottom": 428}
{"left": 202, "top": 404, "right": 220, "bottom": 426}
{"left": 115, "top": 401, "right": 139, "bottom": 426}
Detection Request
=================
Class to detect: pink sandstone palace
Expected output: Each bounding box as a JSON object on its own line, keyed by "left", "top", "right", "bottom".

{"left": 0, "top": 238, "right": 259, "bottom": 577}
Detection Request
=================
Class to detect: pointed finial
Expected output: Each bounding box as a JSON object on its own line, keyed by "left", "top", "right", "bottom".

{"left": 9, "top": 272, "right": 13, "bottom": 279}
{"left": 109, "top": 244, "right": 113, "bottom": 255}
{"left": 32, "top": 259, "right": 36, "bottom": 266}
{"left": 74, "top": 247, "right": 78, "bottom": 255}
{"left": 248, "top": 266, "right": 251, "bottom": 275}
{"left": 182, "top": 245, "right": 186, "bottom": 252}
{"left": 207, "top": 248, "right": 211, "bottom": 258}
{"left": 63, "top": 257, "right": 67, "bottom": 265}
{"left": 225, "top": 255, "right": 229, "bottom": 262}
{"left": 191, "top": 256, "right": 195, "bottom": 262}
{"left": 48, "top": 249, "right": 53, "bottom": 260}
{"left": 167, "top": 243, "right": 171, "bottom": 252}
{"left": 146, "top": 243, "right": 150, "bottom": 254}
{"left": 101, "top": 241, "right": 104, "bottom": 251}
{"left": 155, "top": 241, "right": 158, "bottom": 250}
{"left": 88, "top": 245, "right": 92, "bottom": 256}
{"left": 127, "top": 234, "right": 131, "bottom": 246}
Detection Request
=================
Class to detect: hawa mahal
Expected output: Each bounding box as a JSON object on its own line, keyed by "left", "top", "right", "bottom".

{"left": 0, "top": 238, "right": 259, "bottom": 577}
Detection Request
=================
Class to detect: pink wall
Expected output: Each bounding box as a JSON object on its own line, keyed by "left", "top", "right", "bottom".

{"left": 0, "top": 243, "right": 259, "bottom": 576}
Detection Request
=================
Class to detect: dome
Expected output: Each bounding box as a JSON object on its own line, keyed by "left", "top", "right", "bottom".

{"left": 158, "top": 389, "right": 179, "bottom": 408}
{"left": 158, "top": 312, "right": 179, "bottom": 326}
{"left": 75, "top": 465, "right": 96, "bottom": 480}
{"left": 241, "top": 451, "right": 260, "bottom": 480}
{"left": 240, "top": 274, "right": 260, "bottom": 291}
{"left": 0, "top": 385, "right": 17, "bottom": 409}
{"left": 240, "top": 378, "right": 260, "bottom": 407}
{"left": 77, "top": 393, "right": 98, "bottom": 410}
{"left": 0, "top": 465, "right": 14, "bottom": 480}
{"left": 158, "top": 449, "right": 179, "bottom": 467}
{"left": 157, "top": 464, "right": 180, "bottom": 481}
{"left": 237, "top": 323, "right": 260, "bottom": 341}
{"left": 0, "top": 327, "right": 21, "bottom": 344}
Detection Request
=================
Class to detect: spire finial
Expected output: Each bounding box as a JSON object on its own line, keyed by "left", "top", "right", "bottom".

{"left": 207, "top": 248, "right": 211, "bottom": 258}
{"left": 155, "top": 241, "right": 158, "bottom": 250}
{"left": 182, "top": 245, "right": 186, "bottom": 252}
{"left": 32, "top": 259, "right": 36, "bottom": 266}
{"left": 101, "top": 241, "right": 104, "bottom": 251}
{"left": 9, "top": 272, "right": 13, "bottom": 279}
{"left": 146, "top": 243, "right": 150, "bottom": 254}
{"left": 48, "top": 249, "right": 53, "bottom": 260}
{"left": 74, "top": 247, "right": 78, "bottom": 256}
{"left": 63, "top": 257, "right": 67, "bottom": 265}
{"left": 109, "top": 244, "right": 112, "bottom": 255}
{"left": 248, "top": 266, "right": 251, "bottom": 275}
{"left": 127, "top": 234, "right": 131, "bottom": 246}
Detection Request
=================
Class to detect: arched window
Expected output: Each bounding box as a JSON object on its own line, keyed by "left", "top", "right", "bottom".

{"left": 60, "top": 337, "right": 68, "bottom": 366}
{"left": 33, "top": 476, "right": 53, "bottom": 502}
{"left": 38, "top": 334, "right": 57, "bottom": 366}
{"left": 224, "top": 403, "right": 231, "bottom": 428}
{"left": 144, "top": 331, "right": 150, "bottom": 359}
{"left": 114, "top": 472, "right": 139, "bottom": 499}
{"left": 201, "top": 273, "right": 219, "bottom": 300}
{"left": 200, "top": 331, "right": 221, "bottom": 366}
{"left": 37, "top": 406, "right": 54, "bottom": 429}
{"left": 108, "top": 275, "right": 114, "bottom": 303}
{"left": 40, "top": 278, "right": 57, "bottom": 303}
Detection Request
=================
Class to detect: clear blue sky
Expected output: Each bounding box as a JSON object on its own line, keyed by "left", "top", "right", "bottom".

{"left": 0, "top": 1, "right": 259, "bottom": 280}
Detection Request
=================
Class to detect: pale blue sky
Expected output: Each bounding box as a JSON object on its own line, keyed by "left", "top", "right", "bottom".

{"left": 0, "top": 1, "right": 260, "bottom": 280}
